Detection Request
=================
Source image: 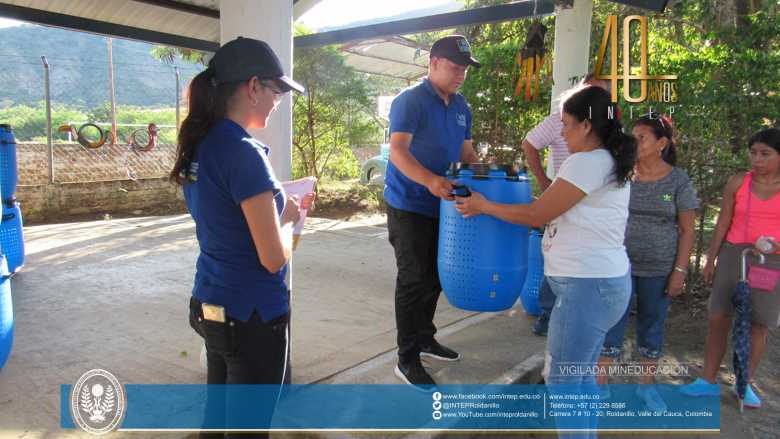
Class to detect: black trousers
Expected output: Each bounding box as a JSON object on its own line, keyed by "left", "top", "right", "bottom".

{"left": 387, "top": 204, "right": 441, "bottom": 363}
{"left": 189, "top": 296, "right": 290, "bottom": 439}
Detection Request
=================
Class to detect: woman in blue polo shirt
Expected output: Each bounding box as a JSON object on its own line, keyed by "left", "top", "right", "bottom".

{"left": 169, "top": 37, "right": 310, "bottom": 437}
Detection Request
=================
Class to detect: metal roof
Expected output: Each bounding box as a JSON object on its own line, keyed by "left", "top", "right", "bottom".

{"left": 0, "top": 0, "right": 670, "bottom": 82}
{"left": 303, "top": 1, "right": 557, "bottom": 83}
{"left": 0, "top": 0, "right": 320, "bottom": 52}
{"left": 338, "top": 36, "right": 431, "bottom": 83}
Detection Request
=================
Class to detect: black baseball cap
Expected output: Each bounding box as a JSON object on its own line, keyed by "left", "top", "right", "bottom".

{"left": 429, "top": 35, "right": 481, "bottom": 69}
{"left": 211, "top": 37, "right": 304, "bottom": 93}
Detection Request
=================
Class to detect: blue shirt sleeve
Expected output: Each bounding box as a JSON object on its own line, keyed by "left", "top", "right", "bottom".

{"left": 227, "top": 141, "right": 280, "bottom": 206}
{"left": 389, "top": 90, "right": 422, "bottom": 135}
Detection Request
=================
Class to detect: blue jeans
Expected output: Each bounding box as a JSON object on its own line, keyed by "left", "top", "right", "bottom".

{"left": 601, "top": 275, "right": 672, "bottom": 360}
{"left": 543, "top": 273, "right": 631, "bottom": 439}
{"left": 537, "top": 276, "right": 555, "bottom": 319}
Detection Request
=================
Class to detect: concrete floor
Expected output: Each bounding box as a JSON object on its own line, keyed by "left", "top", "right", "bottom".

{"left": 0, "top": 215, "right": 544, "bottom": 439}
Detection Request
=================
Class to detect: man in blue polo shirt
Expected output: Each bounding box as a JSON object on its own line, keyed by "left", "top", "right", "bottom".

{"left": 385, "top": 35, "right": 481, "bottom": 391}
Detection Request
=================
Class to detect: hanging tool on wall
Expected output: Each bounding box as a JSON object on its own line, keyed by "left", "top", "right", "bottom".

{"left": 512, "top": 22, "right": 553, "bottom": 102}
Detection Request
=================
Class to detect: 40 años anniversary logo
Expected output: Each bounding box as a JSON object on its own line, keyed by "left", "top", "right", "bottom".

{"left": 70, "top": 369, "right": 126, "bottom": 435}
{"left": 596, "top": 15, "right": 678, "bottom": 105}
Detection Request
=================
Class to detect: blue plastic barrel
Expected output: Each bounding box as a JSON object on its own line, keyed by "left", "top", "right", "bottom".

{"left": 438, "top": 163, "right": 532, "bottom": 312}
{"left": 0, "top": 124, "right": 16, "bottom": 202}
{"left": 0, "top": 254, "right": 13, "bottom": 371}
{"left": 0, "top": 201, "right": 24, "bottom": 274}
{"left": 519, "top": 227, "right": 545, "bottom": 316}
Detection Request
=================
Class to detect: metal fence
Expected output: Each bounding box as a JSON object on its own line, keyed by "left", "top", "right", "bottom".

{"left": 351, "top": 145, "right": 382, "bottom": 164}
{"left": 1, "top": 38, "right": 202, "bottom": 185}
{"left": 17, "top": 142, "right": 177, "bottom": 185}
{"left": 2, "top": 41, "right": 383, "bottom": 186}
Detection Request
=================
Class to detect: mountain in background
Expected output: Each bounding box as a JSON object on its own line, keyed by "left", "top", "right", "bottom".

{"left": 0, "top": 3, "right": 463, "bottom": 110}
{"left": 0, "top": 25, "right": 203, "bottom": 110}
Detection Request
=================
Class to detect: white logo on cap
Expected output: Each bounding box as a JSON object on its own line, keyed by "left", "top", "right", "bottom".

{"left": 457, "top": 40, "right": 470, "bottom": 52}
{"left": 70, "top": 369, "right": 126, "bottom": 435}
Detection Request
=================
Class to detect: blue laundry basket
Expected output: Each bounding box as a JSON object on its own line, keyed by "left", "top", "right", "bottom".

{"left": 0, "top": 124, "right": 17, "bottom": 202}
{"left": 519, "top": 227, "right": 545, "bottom": 316}
{"left": 0, "top": 201, "right": 24, "bottom": 274}
{"left": 438, "top": 163, "right": 532, "bottom": 312}
{"left": 0, "top": 254, "right": 13, "bottom": 371}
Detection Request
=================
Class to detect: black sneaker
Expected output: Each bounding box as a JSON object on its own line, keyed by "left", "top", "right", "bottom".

{"left": 395, "top": 360, "right": 437, "bottom": 393}
{"left": 533, "top": 315, "right": 549, "bottom": 336}
{"left": 420, "top": 340, "right": 460, "bottom": 361}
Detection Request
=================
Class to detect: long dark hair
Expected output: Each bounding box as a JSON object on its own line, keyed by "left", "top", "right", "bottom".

{"left": 748, "top": 128, "right": 780, "bottom": 154}
{"left": 170, "top": 62, "right": 245, "bottom": 186}
{"left": 633, "top": 114, "right": 677, "bottom": 166}
{"left": 560, "top": 85, "right": 637, "bottom": 186}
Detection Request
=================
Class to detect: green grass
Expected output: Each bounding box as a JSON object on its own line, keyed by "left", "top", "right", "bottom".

{"left": 318, "top": 179, "right": 385, "bottom": 207}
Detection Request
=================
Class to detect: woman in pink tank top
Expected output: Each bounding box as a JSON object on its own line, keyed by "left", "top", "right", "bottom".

{"left": 680, "top": 128, "right": 780, "bottom": 408}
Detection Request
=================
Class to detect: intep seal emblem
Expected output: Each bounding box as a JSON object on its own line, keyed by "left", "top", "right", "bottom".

{"left": 70, "top": 369, "right": 126, "bottom": 435}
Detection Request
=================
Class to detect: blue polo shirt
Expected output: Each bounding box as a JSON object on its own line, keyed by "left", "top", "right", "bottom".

{"left": 384, "top": 77, "right": 472, "bottom": 218}
{"left": 183, "top": 118, "right": 288, "bottom": 323}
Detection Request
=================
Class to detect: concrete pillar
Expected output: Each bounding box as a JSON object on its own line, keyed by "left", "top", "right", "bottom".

{"left": 547, "top": 0, "right": 593, "bottom": 177}
{"left": 220, "top": 0, "right": 294, "bottom": 182}
{"left": 550, "top": 0, "right": 593, "bottom": 106}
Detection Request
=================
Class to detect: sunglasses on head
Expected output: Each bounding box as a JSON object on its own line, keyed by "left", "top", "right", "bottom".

{"left": 643, "top": 112, "right": 669, "bottom": 138}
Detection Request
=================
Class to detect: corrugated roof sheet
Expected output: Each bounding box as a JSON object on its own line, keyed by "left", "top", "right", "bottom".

{"left": 2, "top": 0, "right": 221, "bottom": 43}
{"left": 340, "top": 36, "right": 430, "bottom": 83}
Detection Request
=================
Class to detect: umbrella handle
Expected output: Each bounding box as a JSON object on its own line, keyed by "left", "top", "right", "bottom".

{"left": 742, "top": 248, "right": 766, "bottom": 280}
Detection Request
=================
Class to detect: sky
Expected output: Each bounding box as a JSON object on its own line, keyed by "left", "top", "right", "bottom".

{"left": 0, "top": 18, "right": 20, "bottom": 29}
{"left": 0, "top": 0, "right": 461, "bottom": 30}
{"left": 298, "top": 0, "right": 460, "bottom": 29}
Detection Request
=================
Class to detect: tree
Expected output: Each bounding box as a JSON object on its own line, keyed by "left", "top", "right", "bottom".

{"left": 150, "top": 46, "right": 206, "bottom": 65}
{"left": 433, "top": 0, "right": 558, "bottom": 165}
{"left": 587, "top": 0, "right": 780, "bottom": 287}
{"left": 292, "top": 27, "right": 380, "bottom": 180}
{"left": 458, "top": 38, "right": 551, "bottom": 165}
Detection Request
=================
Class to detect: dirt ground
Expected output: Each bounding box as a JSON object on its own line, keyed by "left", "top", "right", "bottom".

{"left": 24, "top": 181, "right": 780, "bottom": 437}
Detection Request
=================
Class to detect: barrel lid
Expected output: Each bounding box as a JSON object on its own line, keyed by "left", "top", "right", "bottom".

{"left": 448, "top": 162, "right": 528, "bottom": 177}
{"left": 0, "top": 124, "right": 12, "bottom": 132}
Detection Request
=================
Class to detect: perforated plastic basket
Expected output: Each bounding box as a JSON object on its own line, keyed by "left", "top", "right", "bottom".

{"left": 438, "top": 163, "right": 532, "bottom": 312}
{"left": 0, "top": 125, "right": 17, "bottom": 201}
{"left": 0, "top": 254, "right": 13, "bottom": 371}
{"left": 519, "top": 228, "right": 545, "bottom": 316}
{"left": 0, "top": 202, "right": 24, "bottom": 274}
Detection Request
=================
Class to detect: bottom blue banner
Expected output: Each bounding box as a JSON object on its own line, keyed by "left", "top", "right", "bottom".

{"left": 62, "top": 384, "right": 720, "bottom": 432}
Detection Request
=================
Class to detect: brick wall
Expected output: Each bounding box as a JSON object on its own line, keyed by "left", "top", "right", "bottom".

{"left": 17, "top": 178, "right": 184, "bottom": 222}
{"left": 18, "top": 142, "right": 177, "bottom": 185}
{"left": 14, "top": 142, "right": 183, "bottom": 222}
{"left": 13, "top": 143, "right": 381, "bottom": 222}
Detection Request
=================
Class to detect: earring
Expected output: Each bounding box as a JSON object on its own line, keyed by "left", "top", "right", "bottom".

{"left": 251, "top": 98, "right": 258, "bottom": 107}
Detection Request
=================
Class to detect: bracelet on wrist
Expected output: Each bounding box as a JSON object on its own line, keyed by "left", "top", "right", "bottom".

{"left": 673, "top": 266, "right": 688, "bottom": 275}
